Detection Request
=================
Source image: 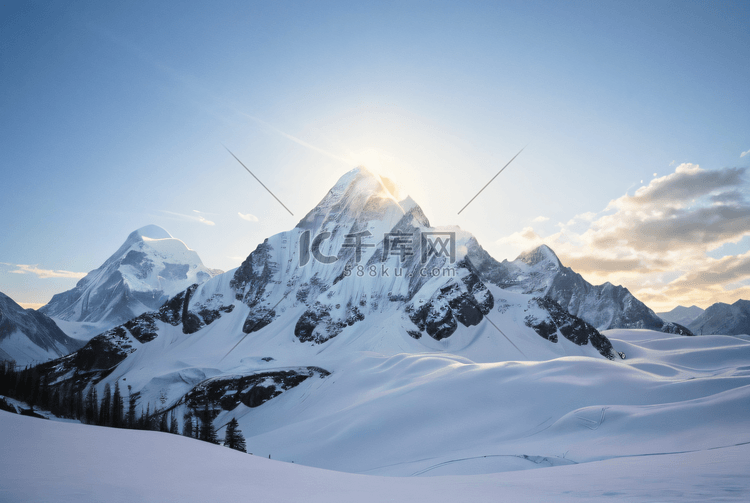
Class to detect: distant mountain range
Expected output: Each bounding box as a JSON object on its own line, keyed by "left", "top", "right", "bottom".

{"left": 467, "top": 243, "right": 693, "bottom": 335}
{"left": 658, "top": 305, "right": 705, "bottom": 327}
{"left": 39, "top": 225, "right": 221, "bottom": 340}
{"left": 0, "top": 292, "right": 82, "bottom": 366}
{"left": 658, "top": 301, "right": 750, "bottom": 336}
{"left": 687, "top": 300, "right": 750, "bottom": 336}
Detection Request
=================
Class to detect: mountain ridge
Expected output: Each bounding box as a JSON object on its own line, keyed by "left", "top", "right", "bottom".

{"left": 40, "top": 224, "right": 222, "bottom": 340}
{"left": 466, "top": 242, "right": 693, "bottom": 335}
{"left": 38, "top": 167, "right": 618, "bottom": 414}
{"left": 0, "top": 291, "right": 83, "bottom": 365}
{"left": 688, "top": 299, "right": 750, "bottom": 336}
{"left": 658, "top": 305, "right": 705, "bottom": 327}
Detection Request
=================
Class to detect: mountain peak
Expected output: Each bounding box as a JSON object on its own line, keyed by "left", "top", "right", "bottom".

{"left": 40, "top": 224, "right": 220, "bottom": 333}
{"left": 132, "top": 225, "right": 173, "bottom": 240}
{"left": 516, "top": 244, "right": 561, "bottom": 268}
{"left": 330, "top": 166, "right": 402, "bottom": 200}
{"left": 297, "top": 166, "right": 426, "bottom": 231}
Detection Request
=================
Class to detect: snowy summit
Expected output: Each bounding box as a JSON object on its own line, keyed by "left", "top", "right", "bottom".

{"left": 40, "top": 224, "right": 221, "bottom": 340}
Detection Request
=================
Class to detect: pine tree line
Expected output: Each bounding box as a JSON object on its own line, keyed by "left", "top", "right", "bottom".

{"left": 1, "top": 361, "right": 247, "bottom": 453}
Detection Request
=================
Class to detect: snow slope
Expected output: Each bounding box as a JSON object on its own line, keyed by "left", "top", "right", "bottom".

{"left": 40, "top": 225, "right": 222, "bottom": 340}
{"left": 0, "top": 291, "right": 82, "bottom": 365}
{"left": 4, "top": 328, "right": 750, "bottom": 502}
{"left": 35, "top": 296, "right": 750, "bottom": 475}
{"left": 224, "top": 328, "right": 750, "bottom": 475}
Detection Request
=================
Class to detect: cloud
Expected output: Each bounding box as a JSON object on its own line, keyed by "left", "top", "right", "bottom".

{"left": 741, "top": 149, "right": 750, "bottom": 158}
{"left": 614, "top": 164, "right": 745, "bottom": 209}
{"left": 561, "top": 256, "right": 646, "bottom": 274}
{"left": 163, "top": 210, "right": 216, "bottom": 226}
{"left": 497, "top": 163, "right": 750, "bottom": 310}
{"left": 587, "top": 165, "right": 750, "bottom": 254}
{"left": 238, "top": 212, "right": 259, "bottom": 222}
{"left": 562, "top": 211, "right": 598, "bottom": 227}
{"left": 496, "top": 226, "right": 545, "bottom": 251}
{"left": 666, "top": 250, "right": 750, "bottom": 290}
{"left": 2, "top": 263, "right": 87, "bottom": 279}
{"left": 710, "top": 191, "right": 746, "bottom": 205}
{"left": 532, "top": 216, "right": 549, "bottom": 223}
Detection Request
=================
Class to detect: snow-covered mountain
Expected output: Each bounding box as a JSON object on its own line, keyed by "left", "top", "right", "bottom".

{"left": 658, "top": 305, "right": 705, "bottom": 327}
{"left": 0, "top": 292, "right": 83, "bottom": 366}
{"left": 40, "top": 225, "right": 222, "bottom": 340}
{"left": 39, "top": 167, "right": 615, "bottom": 422}
{"left": 688, "top": 299, "right": 750, "bottom": 336}
{"left": 30, "top": 167, "right": 750, "bottom": 477}
{"left": 467, "top": 243, "right": 692, "bottom": 335}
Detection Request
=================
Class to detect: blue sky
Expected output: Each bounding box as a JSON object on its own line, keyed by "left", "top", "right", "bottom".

{"left": 1, "top": 0, "right": 749, "bottom": 311}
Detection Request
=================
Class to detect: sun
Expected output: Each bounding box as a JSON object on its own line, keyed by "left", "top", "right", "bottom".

{"left": 349, "top": 147, "right": 395, "bottom": 179}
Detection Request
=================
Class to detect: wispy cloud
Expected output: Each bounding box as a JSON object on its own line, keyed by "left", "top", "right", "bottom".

{"left": 242, "top": 113, "right": 351, "bottom": 165}
{"left": 238, "top": 212, "right": 259, "bottom": 222}
{"left": 532, "top": 216, "right": 549, "bottom": 223}
{"left": 496, "top": 226, "right": 544, "bottom": 251}
{"left": 163, "top": 210, "right": 216, "bottom": 226}
{"left": 1, "top": 263, "right": 86, "bottom": 279}
{"left": 561, "top": 211, "right": 598, "bottom": 228}
{"left": 741, "top": 149, "right": 750, "bottom": 158}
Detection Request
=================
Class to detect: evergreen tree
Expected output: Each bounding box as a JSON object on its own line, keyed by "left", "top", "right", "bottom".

{"left": 27, "top": 371, "right": 40, "bottom": 408}
{"left": 127, "top": 386, "right": 137, "bottom": 429}
{"left": 142, "top": 403, "right": 152, "bottom": 430}
{"left": 73, "top": 389, "right": 84, "bottom": 421}
{"left": 183, "top": 411, "right": 194, "bottom": 438}
{"left": 159, "top": 412, "right": 169, "bottom": 432}
{"left": 223, "top": 418, "right": 247, "bottom": 453}
{"left": 49, "top": 388, "right": 61, "bottom": 417}
{"left": 39, "top": 373, "right": 50, "bottom": 410}
{"left": 169, "top": 411, "right": 179, "bottom": 434}
{"left": 85, "top": 386, "right": 99, "bottom": 425}
{"left": 199, "top": 403, "right": 219, "bottom": 444}
{"left": 99, "top": 383, "right": 111, "bottom": 426}
{"left": 112, "top": 381, "right": 124, "bottom": 428}
{"left": 58, "top": 383, "right": 72, "bottom": 418}
{"left": 0, "top": 361, "right": 14, "bottom": 396}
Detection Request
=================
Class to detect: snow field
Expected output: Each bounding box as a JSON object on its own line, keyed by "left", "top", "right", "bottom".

{"left": 2, "top": 409, "right": 749, "bottom": 502}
